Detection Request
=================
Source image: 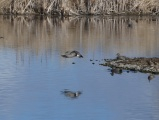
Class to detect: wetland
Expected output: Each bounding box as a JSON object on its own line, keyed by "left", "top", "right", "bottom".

{"left": 0, "top": 15, "right": 159, "bottom": 120}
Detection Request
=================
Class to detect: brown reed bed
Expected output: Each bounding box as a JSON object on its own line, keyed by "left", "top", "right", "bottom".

{"left": 0, "top": 0, "right": 159, "bottom": 15}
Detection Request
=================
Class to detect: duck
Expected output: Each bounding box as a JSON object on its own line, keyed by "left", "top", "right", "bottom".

{"left": 127, "top": 19, "right": 133, "bottom": 28}
{"left": 148, "top": 74, "right": 155, "bottom": 82}
{"left": 111, "top": 67, "right": 122, "bottom": 76}
{"left": 61, "top": 51, "right": 83, "bottom": 58}
{"left": 127, "top": 22, "right": 132, "bottom": 28}
{"left": 61, "top": 90, "right": 82, "bottom": 98}
{"left": 116, "top": 53, "right": 127, "bottom": 60}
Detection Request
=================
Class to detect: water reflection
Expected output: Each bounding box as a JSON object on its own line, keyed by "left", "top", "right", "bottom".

{"left": 110, "top": 67, "right": 123, "bottom": 76}
{"left": 108, "top": 66, "right": 158, "bottom": 82}
{"left": 61, "top": 89, "right": 82, "bottom": 99}
{"left": 0, "top": 15, "right": 159, "bottom": 61}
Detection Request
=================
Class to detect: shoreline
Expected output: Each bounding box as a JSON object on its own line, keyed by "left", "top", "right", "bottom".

{"left": 0, "top": 13, "right": 158, "bottom": 17}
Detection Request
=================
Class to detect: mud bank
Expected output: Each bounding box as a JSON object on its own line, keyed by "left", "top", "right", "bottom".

{"left": 101, "top": 56, "right": 159, "bottom": 74}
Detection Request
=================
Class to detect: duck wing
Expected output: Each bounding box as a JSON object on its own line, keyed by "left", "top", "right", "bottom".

{"left": 61, "top": 55, "right": 69, "bottom": 58}
{"left": 71, "top": 50, "right": 80, "bottom": 54}
{"left": 65, "top": 51, "right": 72, "bottom": 55}
{"left": 61, "top": 51, "right": 76, "bottom": 58}
{"left": 71, "top": 51, "right": 83, "bottom": 58}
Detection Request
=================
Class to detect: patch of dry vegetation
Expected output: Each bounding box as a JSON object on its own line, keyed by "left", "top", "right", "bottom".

{"left": 0, "top": 0, "right": 159, "bottom": 15}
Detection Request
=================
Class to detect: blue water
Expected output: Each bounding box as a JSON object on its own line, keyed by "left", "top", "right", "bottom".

{"left": 0, "top": 15, "right": 159, "bottom": 120}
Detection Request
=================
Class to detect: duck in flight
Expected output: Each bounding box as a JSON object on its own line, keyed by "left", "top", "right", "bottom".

{"left": 61, "top": 50, "right": 83, "bottom": 58}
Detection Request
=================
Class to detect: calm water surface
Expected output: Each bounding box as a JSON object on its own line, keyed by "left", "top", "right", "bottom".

{"left": 0, "top": 15, "right": 159, "bottom": 120}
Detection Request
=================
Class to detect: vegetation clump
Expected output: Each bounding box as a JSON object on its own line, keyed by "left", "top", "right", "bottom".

{"left": 101, "top": 56, "right": 159, "bottom": 74}
{"left": 0, "top": 0, "right": 159, "bottom": 15}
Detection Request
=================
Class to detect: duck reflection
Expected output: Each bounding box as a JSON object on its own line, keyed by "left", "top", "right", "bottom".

{"left": 61, "top": 89, "right": 82, "bottom": 99}
{"left": 110, "top": 67, "right": 123, "bottom": 76}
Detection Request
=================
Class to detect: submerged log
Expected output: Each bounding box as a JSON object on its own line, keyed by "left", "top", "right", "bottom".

{"left": 100, "top": 56, "right": 159, "bottom": 74}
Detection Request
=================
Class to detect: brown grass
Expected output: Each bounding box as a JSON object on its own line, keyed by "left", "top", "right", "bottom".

{"left": 0, "top": 0, "right": 158, "bottom": 15}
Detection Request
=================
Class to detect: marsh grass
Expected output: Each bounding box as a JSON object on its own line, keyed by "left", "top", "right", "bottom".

{"left": 0, "top": 0, "right": 159, "bottom": 15}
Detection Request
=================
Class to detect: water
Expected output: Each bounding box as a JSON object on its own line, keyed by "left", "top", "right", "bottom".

{"left": 0, "top": 15, "right": 159, "bottom": 120}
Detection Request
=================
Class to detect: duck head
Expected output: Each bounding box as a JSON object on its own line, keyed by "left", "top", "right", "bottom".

{"left": 116, "top": 53, "right": 120, "bottom": 57}
{"left": 77, "top": 54, "right": 83, "bottom": 58}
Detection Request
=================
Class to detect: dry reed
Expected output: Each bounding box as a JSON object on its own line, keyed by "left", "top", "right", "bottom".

{"left": 0, "top": 0, "right": 159, "bottom": 15}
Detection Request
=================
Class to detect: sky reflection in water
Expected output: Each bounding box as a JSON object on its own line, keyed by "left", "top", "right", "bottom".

{"left": 0, "top": 15, "right": 159, "bottom": 120}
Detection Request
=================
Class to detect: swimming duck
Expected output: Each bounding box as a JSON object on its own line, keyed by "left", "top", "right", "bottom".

{"left": 127, "top": 22, "right": 132, "bottom": 28}
{"left": 61, "top": 51, "right": 83, "bottom": 58}
{"left": 127, "top": 19, "right": 133, "bottom": 28}
{"left": 111, "top": 67, "right": 122, "bottom": 76}
{"left": 116, "top": 53, "right": 127, "bottom": 60}
{"left": 148, "top": 74, "right": 155, "bottom": 82}
{"left": 61, "top": 90, "right": 82, "bottom": 98}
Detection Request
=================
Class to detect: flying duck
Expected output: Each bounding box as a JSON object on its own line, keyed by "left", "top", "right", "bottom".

{"left": 61, "top": 51, "right": 83, "bottom": 58}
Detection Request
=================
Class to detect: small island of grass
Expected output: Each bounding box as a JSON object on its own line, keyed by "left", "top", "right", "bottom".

{"left": 100, "top": 54, "right": 159, "bottom": 74}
